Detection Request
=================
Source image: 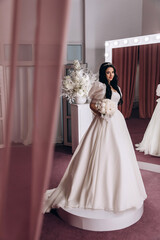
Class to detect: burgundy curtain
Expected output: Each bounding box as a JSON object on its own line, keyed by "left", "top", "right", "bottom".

{"left": 0, "top": 1, "right": 71, "bottom": 240}
{"left": 139, "top": 43, "right": 160, "bottom": 118}
{"left": 112, "top": 46, "right": 138, "bottom": 118}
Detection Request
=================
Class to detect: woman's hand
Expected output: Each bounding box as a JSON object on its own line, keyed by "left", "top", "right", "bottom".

{"left": 90, "top": 102, "right": 101, "bottom": 116}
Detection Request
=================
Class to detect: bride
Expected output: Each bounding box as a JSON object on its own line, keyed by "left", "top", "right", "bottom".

{"left": 136, "top": 84, "right": 160, "bottom": 156}
{"left": 43, "top": 62, "right": 147, "bottom": 213}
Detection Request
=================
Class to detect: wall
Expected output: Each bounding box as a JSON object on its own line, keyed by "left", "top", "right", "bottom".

{"left": 0, "top": 0, "right": 13, "bottom": 43}
{"left": 85, "top": 0, "right": 143, "bottom": 73}
{"left": 67, "top": 0, "right": 84, "bottom": 44}
{"left": 0, "top": 0, "right": 70, "bottom": 144}
{"left": 0, "top": 0, "right": 37, "bottom": 43}
{"left": 2, "top": 0, "right": 160, "bottom": 144}
{"left": 142, "top": 0, "right": 160, "bottom": 35}
{"left": 58, "top": 0, "right": 84, "bottom": 143}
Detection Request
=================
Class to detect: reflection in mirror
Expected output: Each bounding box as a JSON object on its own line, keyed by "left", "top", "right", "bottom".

{"left": 105, "top": 33, "right": 160, "bottom": 63}
{"left": 105, "top": 33, "right": 160, "bottom": 119}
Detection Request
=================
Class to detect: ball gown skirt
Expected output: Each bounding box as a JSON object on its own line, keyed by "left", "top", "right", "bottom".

{"left": 43, "top": 91, "right": 147, "bottom": 213}
{"left": 136, "top": 98, "right": 160, "bottom": 156}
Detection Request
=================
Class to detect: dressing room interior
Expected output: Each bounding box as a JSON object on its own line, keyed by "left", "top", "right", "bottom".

{"left": 0, "top": 0, "right": 160, "bottom": 240}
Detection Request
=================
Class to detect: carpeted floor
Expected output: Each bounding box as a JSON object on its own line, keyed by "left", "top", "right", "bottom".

{"left": 40, "top": 117, "right": 160, "bottom": 240}
{"left": 126, "top": 118, "right": 160, "bottom": 165}
{"left": 1, "top": 115, "right": 159, "bottom": 240}
{"left": 41, "top": 171, "right": 160, "bottom": 240}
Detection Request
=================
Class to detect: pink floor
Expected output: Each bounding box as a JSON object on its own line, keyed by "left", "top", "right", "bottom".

{"left": 0, "top": 117, "right": 160, "bottom": 240}
{"left": 41, "top": 171, "right": 160, "bottom": 240}
{"left": 40, "top": 118, "right": 160, "bottom": 240}
{"left": 126, "top": 118, "right": 160, "bottom": 165}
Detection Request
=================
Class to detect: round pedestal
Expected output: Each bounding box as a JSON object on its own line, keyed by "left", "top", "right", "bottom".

{"left": 57, "top": 204, "right": 144, "bottom": 231}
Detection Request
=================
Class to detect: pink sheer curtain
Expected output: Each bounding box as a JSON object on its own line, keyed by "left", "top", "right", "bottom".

{"left": 139, "top": 43, "right": 160, "bottom": 118}
{"left": 112, "top": 46, "right": 138, "bottom": 118}
{"left": 0, "top": 1, "right": 71, "bottom": 240}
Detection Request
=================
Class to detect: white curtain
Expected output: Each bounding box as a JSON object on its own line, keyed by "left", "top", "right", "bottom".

{"left": 6, "top": 66, "right": 34, "bottom": 145}
{"left": 6, "top": 66, "right": 63, "bottom": 145}
{"left": 0, "top": 1, "right": 71, "bottom": 239}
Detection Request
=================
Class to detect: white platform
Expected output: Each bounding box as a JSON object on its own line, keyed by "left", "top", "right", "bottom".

{"left": 57, "top": 205, "right": 144, "bottom": 231}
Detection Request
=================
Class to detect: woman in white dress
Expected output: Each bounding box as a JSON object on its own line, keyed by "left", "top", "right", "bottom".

{"left": 136, "top": 84, "right": 160, "bottom": 156}
{"left": 43, "top": 63, "right": 147, "bottom": 213}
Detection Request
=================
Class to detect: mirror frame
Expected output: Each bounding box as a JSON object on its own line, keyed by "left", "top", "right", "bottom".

{"left": 105, "top": 33, "right": 160, "bottom": 62}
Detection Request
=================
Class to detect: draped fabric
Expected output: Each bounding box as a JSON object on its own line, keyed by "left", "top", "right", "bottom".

{"left": 139, "top": 43, "right": 160, "bottom": 118}
{"left": 11, "top": 66, "right": 34, "bottom": 145}
{"left": 112, "top": 46, "right": 138, "bottom": 118}
{"left": 0, "top": 1, "right": 71, "bottom": 240}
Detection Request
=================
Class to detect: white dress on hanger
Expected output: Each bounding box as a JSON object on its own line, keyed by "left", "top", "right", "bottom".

{"left": 43, "top": 82, "right": 147, "bottom": 213}
{"left": 136, "top": 84, "right": 160, "bottom": 156}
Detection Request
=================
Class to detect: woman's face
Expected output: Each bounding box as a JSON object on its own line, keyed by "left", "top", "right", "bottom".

{"left": 105, "top": 67, "right": 114, "bottom": 83}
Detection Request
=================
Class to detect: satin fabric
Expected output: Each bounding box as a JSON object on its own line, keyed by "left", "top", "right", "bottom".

{"left": 44, "top": 82, "right": 147, "bottom": 213}
{"left": 136, "top": 84, "right": 160, "bottom": 156}
{"left": 136, "top": 98, "right": 160, "bottom": 156}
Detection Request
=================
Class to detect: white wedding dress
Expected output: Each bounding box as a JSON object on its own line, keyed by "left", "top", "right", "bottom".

{"left": 136, "top": 84, "right": 160, "bottom": 156}
{"left": 43, "top": 82, "right": 147, "bottom": 213}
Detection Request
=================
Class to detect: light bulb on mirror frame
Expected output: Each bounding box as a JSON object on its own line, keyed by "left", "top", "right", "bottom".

{"left": 123, "top": 39, "right": 128, "bottom": 44}
{"left": 105, "top": 53, "right": 109, "bottom": 58}
{"left": 144, "top": 36, "right": 149, "bottom": 42}
{"left": 134, "top": 38, "right": 139, "bottom": 43}
{"left": 114, "top": 41, "right": 118, "bottom": 46}
{"left": 105, "top": 42, "right": 109, "bottom": 47}
{"left": 156, "top": 34, "right": 160, "bottom": 40}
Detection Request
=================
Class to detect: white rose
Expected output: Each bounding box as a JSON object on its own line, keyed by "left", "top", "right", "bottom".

{"left": 73, "top": 60, "right": 81, "bottom": 70}
{"left": 77, "top": 70, "right": 83, "bottom": 77}
{"left": 75, "top": 83, "right": 80, "bottom": 89}
{"left": 101, "top": 102, "right": 106, "bottom": 108}
{"left": 66, "top": 83, "right": 74, "bottom": 90}
{"left": 77, "top": 89, "right": 84, "bottom": 96}
{"left": 101, "top": 107, "right": 105, "bottom": 114}
{"left": 105, "top": 99, "right": 116, "bottom": 116}
{"left": 65, "top": 75, "right": 71, "bottom": 80}
{"left": 74, "top": 76, "right": 80, "bottom": 82}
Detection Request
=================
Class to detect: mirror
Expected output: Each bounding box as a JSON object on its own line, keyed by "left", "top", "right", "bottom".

{"left": 104, "top": 33, "right": 160, "bottom": 168}
{"left": 105, "top": 33, "right": 160, "bottom": 63}
{"left": 105, "top": 33, "right": 160, "bottom": 116}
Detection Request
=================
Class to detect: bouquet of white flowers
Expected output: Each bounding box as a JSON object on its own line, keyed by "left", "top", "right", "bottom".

{"left": 95, "top": 99, "right": 117, "bottom": 119}
{"left": 62, "top": 60, "right": 97, "bottom": 103}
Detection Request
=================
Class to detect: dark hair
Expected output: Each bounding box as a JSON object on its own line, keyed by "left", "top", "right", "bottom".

{"left": 99, "top": 62, "right": 123, "bottom": 105}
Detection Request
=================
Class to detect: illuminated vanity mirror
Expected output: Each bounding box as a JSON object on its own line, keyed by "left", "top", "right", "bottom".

{"left": 105, "top": 33, "right": 160, "bottom": 118}
{"left": 105, "top": 33, "right": 160, "bottom": 62}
